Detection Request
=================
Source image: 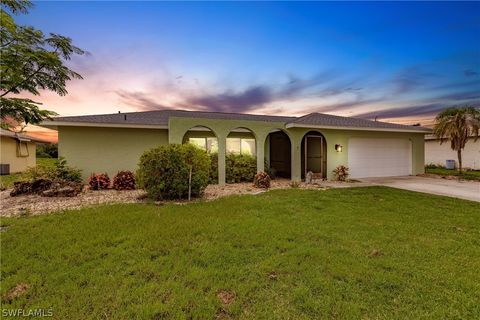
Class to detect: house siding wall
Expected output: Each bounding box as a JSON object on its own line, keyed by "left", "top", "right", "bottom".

{"left": 0, "top": 136, "right": 36, "bottom": 173}
{"left": 56, "top": 120, "right": 426, "bottom": 182}
{"left": 285, "top": 128, "right": 425, "bottom": 180}
{"left": 58, "top": 126, "right": 168, "bottom": 180}
{"left": 425, "top": 138, "right": 479, "bottom": 169}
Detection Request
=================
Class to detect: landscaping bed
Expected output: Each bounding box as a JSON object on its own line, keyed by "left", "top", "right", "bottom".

{"left": 0, "top": 179, "right": 368, "bottom": 217}
{"left": 0, "top": 188, "right": 147, "bottom": 217}
{"left": 424, "top": 167, "right": 480, "bottom": 181}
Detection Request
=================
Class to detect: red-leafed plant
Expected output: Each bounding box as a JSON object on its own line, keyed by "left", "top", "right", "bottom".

{"left": 253, "top": 171, "right": 271, "bottom": 189}
{"left": 332, "top": 165, "right": 349, "bottom": 181}
{"left": 112, "top": 171, "right": 136, "bottom": 190}
{"left": 88, "top": 173, "right": 110, "bottom": 190}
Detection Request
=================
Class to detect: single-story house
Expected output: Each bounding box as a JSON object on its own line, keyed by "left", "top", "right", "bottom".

{"left": 0, "top": 128, "right": 47, "bottom": 174}
{"left": 425, "top": 134, "right": 479, "bottom": 169}
{"left": 40, "top": 110, "right": 431, "bottom": 184}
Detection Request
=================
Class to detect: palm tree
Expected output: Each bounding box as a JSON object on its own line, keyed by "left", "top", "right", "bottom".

{"left": 433, "top": 106, "right": 480, "bottom": 173}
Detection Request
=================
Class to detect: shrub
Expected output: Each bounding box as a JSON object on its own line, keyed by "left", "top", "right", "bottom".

{"left": 209, "top": 153, "right": 219, "bottom": 184}
{"left": 254, "top": 171, "right": 271, "bottom": 189}
{"left": 88, "top": 173, "right": 110, "bottom": 190}
{"left": 137, "top": 144, "right": 211, "bottom": 200}
{"left": 55, "top": 158, "right": 82, "bottom": 182}
{"left": 24, "top": 157, "right": 82, "bottom": 183}
{"left": 226, "top": 153, "right": 256, "bottom": 183}
{"left": 208, "top": 153, "right": 257, "bottom": 184}
{"left": 112, "top": 171, "right": 136, "bottom": 190}
{"left": 332, "top": 165, "right": 349, "bottom": 181}
{"left": 425, "top": 163, "right": 445, "bottom": 169}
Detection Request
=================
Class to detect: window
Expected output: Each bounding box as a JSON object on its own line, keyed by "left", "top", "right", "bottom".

{"left": 189, "top": 137, "right": 255, "bottom": 155}
{"left": 189, "top": 137, "right": 218, "bottom": 153}
{"left": 227, "top": 138, "right": 256, "bottom": 156}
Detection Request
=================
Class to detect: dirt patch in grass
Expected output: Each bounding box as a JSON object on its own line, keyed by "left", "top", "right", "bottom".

{"left": 369, "top": 249, "right": 384, "bottom": 258}
{"left": 3, "top": 283, "right": 29, "bottom": 303}
{"left": 217, "top": 290, "right": 236, "bottom": 306}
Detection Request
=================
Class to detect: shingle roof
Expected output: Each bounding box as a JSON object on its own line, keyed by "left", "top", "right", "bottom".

{"left": 0, "top": 128, "right": 50, "bottom": 143}
{"left": 42, "top": 109, "right": 430, "bottom": 132}
{"left": 48, "top": 110, "right": 296, "bottom": 126}
{"left": 287, "top": 112, "right": 431, "bottom": 132}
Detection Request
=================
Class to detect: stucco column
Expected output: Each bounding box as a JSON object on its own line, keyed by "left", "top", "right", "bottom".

{"left": 291, "top": 138, "right": 302, "bottom": 182}
{"left": 217, "top": 133, "right": 226, "bottom": 185}
{"left": 256, "top": 133, "right": 267, "bottom": 173}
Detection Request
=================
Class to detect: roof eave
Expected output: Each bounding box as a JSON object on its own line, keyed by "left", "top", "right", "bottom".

{"left": 40, "top": 121, "right": 169, "bottom": 130}
{"left": 285, "top": 123, "right": 432, "bottom": 133}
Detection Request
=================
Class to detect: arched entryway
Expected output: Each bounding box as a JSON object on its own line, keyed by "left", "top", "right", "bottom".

{"left": 182, "top": 126, "right": 218, "bottom": 153}
{"left": 226, "top": 127, "right": 256, "bottom": 157}
{"left": 265, "top": 129, "right": 292, "bottom": 179}
{"left": 224, "top": 127, "right": 257, "bottom": 183}
{"left": 301, "top": 131, "right": 327, "bottom": 179}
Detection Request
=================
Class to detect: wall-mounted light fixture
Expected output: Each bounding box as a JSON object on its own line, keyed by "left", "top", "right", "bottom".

{"left": 335, "top": 144, "right": 343, "bottom": 152}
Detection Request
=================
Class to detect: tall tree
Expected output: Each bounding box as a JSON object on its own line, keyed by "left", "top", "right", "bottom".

{"left": 433, "top": 106, "right": 480, "bottom": 173}
{"left": 0, "top": 0, "right": 85, "bottom": 129}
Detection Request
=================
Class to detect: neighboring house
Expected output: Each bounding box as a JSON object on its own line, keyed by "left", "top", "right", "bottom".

{"left": 425, "top": 135, "right": 480, "bottom": 169}
{"left": 0, "top": 128, "right": 47, "bottom": 174}
{"left": 40, "top": 110, "right": 431, "bottom": 183}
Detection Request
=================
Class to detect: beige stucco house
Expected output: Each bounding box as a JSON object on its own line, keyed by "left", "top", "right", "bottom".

{"left": 0, "top": 128, "right": 46, "bottom": 174}
{"left": 425, "top": 135, "right": 480, "bottom": 169}
{"left": 41, "top": 110, "right": 431, "bottom": 184}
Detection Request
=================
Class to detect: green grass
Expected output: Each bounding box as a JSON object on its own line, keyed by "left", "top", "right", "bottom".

{"left": 0, "top": 158, "right": 56, "bottom": 189}
{"left": 36, "top": 157, "right": 56, "bottom": 168}
{"left": 426, "top": 167, "right": 480, "bottom": 181}
{"left": 1, "top": 187, "right": 479, "bottom": 319}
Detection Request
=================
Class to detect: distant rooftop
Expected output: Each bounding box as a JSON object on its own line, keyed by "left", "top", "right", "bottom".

{"left": 0, "top": 128, "right": 51, "bottom": 143}
{"left": 41, "top": 109, "right": 431, "bottom": 133}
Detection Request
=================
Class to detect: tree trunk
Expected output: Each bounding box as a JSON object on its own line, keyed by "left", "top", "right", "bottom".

{"left": 457, "top": 149, "right": 463, "bottom": 174}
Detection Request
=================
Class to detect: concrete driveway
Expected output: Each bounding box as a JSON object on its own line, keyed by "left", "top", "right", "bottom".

{"left": 360, "top": 176, "right": 480, "bottom": 202}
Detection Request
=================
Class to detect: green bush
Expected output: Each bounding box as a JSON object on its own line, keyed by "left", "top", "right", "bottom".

{"left": 24, "top": 157, "right": 82, "bottom": 183}
{"left": 425, "top": 163, "right": 444, "bottom": 169}
{"left": 208, "top": 153, "right": 257, "bottom": 184}
{"left": 209, "top": 153, "right": 219, "bottom": 184}
{"left": 137, "top": 144, "right": 211, "bottom": 200}
{"left": 226, "top": 153, "right": 257, "bottom": 183}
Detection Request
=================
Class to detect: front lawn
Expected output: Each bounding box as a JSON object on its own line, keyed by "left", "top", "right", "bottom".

{"left": 1, "top": 187, "right": 479, "bottom": 319}
{"left": 425, "top": 167, "right": 480, "bottom": 181}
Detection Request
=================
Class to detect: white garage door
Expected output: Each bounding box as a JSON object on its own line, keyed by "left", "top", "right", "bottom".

{"left": 348, "top": 138, "right": 412, "bottom": 178}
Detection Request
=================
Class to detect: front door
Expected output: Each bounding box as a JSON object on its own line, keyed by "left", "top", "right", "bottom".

{"left": 304, "top": 136, "right": 324, "bottom": 177}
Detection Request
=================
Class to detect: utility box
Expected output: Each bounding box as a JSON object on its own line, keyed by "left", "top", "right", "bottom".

{"left": 0, "top": 164, "right": 10, "bottom": 175}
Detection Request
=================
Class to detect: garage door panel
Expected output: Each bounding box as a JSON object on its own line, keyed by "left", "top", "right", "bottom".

{"left": 348, "top": 138, "right": 412, "bottom": 178}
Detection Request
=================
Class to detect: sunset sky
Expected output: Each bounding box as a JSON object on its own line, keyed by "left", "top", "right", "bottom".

{"left": 16, "top": 1, "right": 480, "bottom": 141}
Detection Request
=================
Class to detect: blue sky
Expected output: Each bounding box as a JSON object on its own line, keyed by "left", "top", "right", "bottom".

{"left": 18, "top": 1, "right": 480, "bottom": 127}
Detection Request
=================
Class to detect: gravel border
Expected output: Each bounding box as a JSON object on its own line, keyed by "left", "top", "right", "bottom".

{"left": 1, "top": 179, "right": 366, "bottom": 217}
